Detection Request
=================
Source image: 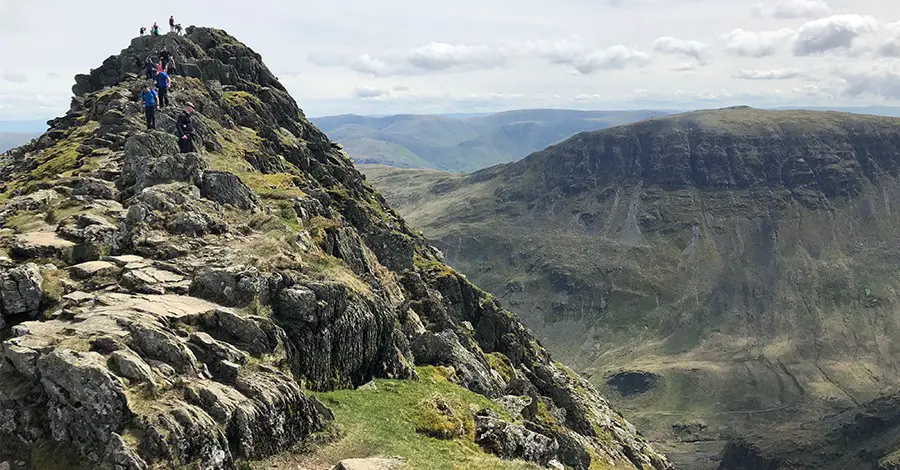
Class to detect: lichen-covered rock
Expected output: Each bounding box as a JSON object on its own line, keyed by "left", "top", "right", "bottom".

{"left": 200, "top": 170, "right": 259, "bottom": 210}
{"left": 0, "top": 263, "right": 43, "bottom": 320}
{"left": 274, "top": 281, "right": 415, "bottom": 389}
{"left": 474, "top": 409, "right": 559, "bottom": 466}
{"left": 0, "top": 293, "right": 331, "bottom": 468}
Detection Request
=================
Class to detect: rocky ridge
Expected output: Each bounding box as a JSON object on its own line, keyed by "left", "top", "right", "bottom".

{"left": 0, "top": 28, "right": 670, "bottom": 469}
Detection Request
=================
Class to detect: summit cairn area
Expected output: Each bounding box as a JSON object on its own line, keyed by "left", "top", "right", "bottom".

{"left": 0, "top": 28, "right": 671, "bottom": 469}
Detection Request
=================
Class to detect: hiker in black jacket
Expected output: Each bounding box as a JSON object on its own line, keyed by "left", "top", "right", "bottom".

{"left": 176, "top": 103, "right": 196, "bottom": 153}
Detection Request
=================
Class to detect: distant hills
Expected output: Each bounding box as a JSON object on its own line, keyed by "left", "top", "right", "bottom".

{"left": 362, "top": 107, "right": 900, "bottom": 469}
{"left": 0, "top": 133, "right": 39, "bottom": 153}
{"left": 0, "top": 119, "right": 46, "bottom": 153}
{"left": 312, "top": 109, "right": 671, "bottom": 172}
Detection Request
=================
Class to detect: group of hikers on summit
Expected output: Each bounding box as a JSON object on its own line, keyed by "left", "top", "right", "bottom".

{"left": 140, "top": 16, "right": 181, "bottom": 36}
{"left": 138, "top": 17, "right": 195, "bottom": 154}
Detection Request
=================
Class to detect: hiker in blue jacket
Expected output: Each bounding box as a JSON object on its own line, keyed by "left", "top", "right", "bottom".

{"left": 156, "top": 69, "right": 171, "bottom": 108}
{"left": 140, "top": 85, "right": 159, "bottom": 129}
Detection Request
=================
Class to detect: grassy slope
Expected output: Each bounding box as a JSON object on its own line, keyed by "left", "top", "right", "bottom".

{"left": 360, "top": 108, "right": 900, "bottom": 466}
{"left": 254, "top": 367, "right": 541, "bottom": 470}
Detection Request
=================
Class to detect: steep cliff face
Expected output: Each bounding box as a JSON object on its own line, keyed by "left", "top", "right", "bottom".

{"left": 0, "top": 28, "right": 669, "bottom": 470}
{"left": 362, "top": 107, "right": 900, "bottom": 468}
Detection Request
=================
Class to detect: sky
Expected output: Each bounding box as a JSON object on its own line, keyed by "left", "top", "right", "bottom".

{"left": 0, "top": 0, "right": 898, "bottom": 120}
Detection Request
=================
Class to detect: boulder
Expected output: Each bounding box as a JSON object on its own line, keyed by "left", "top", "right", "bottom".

{"left": 474, "top": 410, "right": 559, "bottom": 466}
{"left": 10, "top": 232, "right": 75, "bottom": 263}
{"left": 200, "top": 170, "right": 259, "bottom": 210}
{"left": 69, "top": 260, "right": 121, "bottom": 281}
{"left": 0, "top": 263, "right": 43, "bottom": 318}
{"left": 189, "top": 266, "right": 268, "bottom": 308}
{"left": 120, "top": 267, "right": 186, "bottom": 295}
{"left": 108, "top": 349, "right": 156, "bottom": 386}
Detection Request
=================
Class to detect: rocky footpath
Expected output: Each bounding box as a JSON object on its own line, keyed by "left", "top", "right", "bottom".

{"left": 0, "top": 28, "right": 670, "bottom": 469}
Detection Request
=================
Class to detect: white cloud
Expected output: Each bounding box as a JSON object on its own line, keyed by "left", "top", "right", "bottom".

{"left": 574, "top": 93, "right": 604, "bottom": 102}
{"left": 352, "top": 85, "right": 390, "bottom": 99}
{"left": 2, "top": 70, "right": 27, "bottom": 83}
{"left": 794, "top": 14, "right": 878, "bottom": 56}
{"left": 879, "top": 22, "right": 900, "bottom": 57}
{"left": 753, "top": 0, "right": 830, "bottom": 19}
{"left": 350, "top": 55, "right": 392, "bottom": 76}
{"left": 723, "top": 28, "right": 795, "bottom": 58}
{"left": 406, "top": 42, "right": 505, "bottom": 71}
{"left": 523, "top": 39, "right": 650, "bottom": 74}
{"left": 734, "top": 69, "right": 804, "bottom": 80}
{"left": 840, "top": 63, "right": 900, "bottom": 99}
{"left": 652, "top": 37, "right": 710, "bottom": 65}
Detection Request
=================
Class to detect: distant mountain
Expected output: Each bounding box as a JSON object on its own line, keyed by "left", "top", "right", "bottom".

{"left": 0, "top": 132, "right": 39, "bottom": 153}
{"left": 0, "top": 119, "right": 49, "bottom": 133}
{"left": 313, "top": 109, "right": 670, "bottom": 172}
{"left": 362, "top": 106, "right": 900, "bottom": 469}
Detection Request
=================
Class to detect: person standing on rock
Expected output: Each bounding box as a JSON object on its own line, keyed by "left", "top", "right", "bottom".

{"left": 152, "top": 22, "right": 160, "bottom": 36}
{"left": 140, "top": 26, "right": 146, "bottom": 36}
{"left": 140, "top": 85, "right": 159, "bottom": 129}
{"left": 144, "top": 56, "right": 156, "bottom": 80}
{"left": 156, "top": 69, "right": 171, "bottom": 108}
{"left": 176, "top": 103, "right": 196, "bottom": 153}
{"left": 159, "top": 48, "right": 171, "bottom": 71}
{"left": 169, "top": 16, "right": 176, "bottom": 33}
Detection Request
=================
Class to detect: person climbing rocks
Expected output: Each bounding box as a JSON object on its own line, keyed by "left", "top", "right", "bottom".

{"left": 176, "top": 103, "right": 196, "bottom": 153}
{"left": 169, "top": 16, "right": 176, "bottom": 33}
{"left": 166, "top": 57, "right": 177, "bottom": 76}
{"left": 140, "top": 85, "right": 159, "bottom": 129}
{"left": 159, "top": 48, "right": 171, "bottom": 71}
{"left": 140, "top": 26, "right": 146, "bottom": 36}
{"left": 156, "top": 69, "right": 171, "bottom": 108}
{"left": 152, "top": 22, "right": 160, "bottom": 36}
{"left": 144, "top": 56, "right": 156, "bottom": 79}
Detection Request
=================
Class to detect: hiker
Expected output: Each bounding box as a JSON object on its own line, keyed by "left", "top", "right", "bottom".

{"left": 156, "top": 59, "right": 164, "bottom": 75}
{"left": 176, "top": 103, "right": 196, "bottom": 153}
{"left": 140, "top": 26, "right": 146, "bottom": 36}
{"left": 156, "top": 68, "right": 171, "bottom": 108}
{"left": 152, "top": 22, "right": 160, "bottom": 36}
{"left": 159, "top": 48, "right": 171, "bottom": 71}
{"left": 174, "top": 24, "right": 183, "bottom": 35}
{"left": 140, "top": 84, "right": 159, "bottom": 129}
{"left": 169, "top": 16, "right": 176, "bottom": 33}
{"left": 166, "top": 57, "right": 177, "bottom": 76}
{"left": 144, "top": 56, "right": 155, "bottom": 79}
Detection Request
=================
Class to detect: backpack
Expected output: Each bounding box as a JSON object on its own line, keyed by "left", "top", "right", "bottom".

{"left": 142, "top": 89, "right": 158, "bottom": 107}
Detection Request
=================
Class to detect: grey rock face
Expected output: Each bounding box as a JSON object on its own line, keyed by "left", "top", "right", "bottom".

{"left": 200, "top": 170, "right": 259, "bottom": 210}
{"left": 412, "top": 330, "right": 505, "bottom": 398}
{"left": 189, "top": 266, "right": 269, "bottom": 308}
{"left": 274, "top": 281, "right": 415, "bottom": 389}
{"left": 124, "top": 149, "right": 208, "bottom": 194}
{"left": 0, "top": 263, "right": 43, "bottom": 319}
{"left": 0, "top": 293, "right": 330, "bottom": 468}
{"left": 474, "top": 410, "right": 559, "bottom": 466}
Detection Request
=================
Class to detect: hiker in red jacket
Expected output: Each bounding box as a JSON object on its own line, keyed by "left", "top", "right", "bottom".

{"left": 169, "top": 16, "right": 176, "bottom": 33}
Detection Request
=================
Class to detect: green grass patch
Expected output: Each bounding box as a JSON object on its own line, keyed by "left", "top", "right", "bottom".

{"left": 312, "top": 366, "right": 539, "bottom": 470}
{"left": 486, "top": 352, "right": 515, "bottom": 383}
{"left": 223, "top": 90, "right": 263, "bottom": 107}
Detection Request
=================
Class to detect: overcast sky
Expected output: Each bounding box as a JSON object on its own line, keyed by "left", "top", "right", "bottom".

{"left": 0, "top": 0, "right": 898, "bottom": 120}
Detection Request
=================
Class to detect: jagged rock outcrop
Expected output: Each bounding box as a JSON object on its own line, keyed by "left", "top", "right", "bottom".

{"left": 0, "top": 27, "right": 670, "bottom": 469}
